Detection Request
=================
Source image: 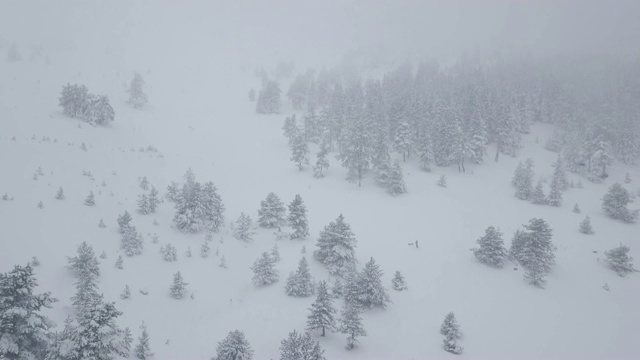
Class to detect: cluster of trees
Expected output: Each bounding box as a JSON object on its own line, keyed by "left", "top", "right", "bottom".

{"left": 59, "top": 84, "right": 114, "bottom": 125}
{"left": 511, "top": 158, "right": 567, "bottom": 206}
{"left": 256, "top": 192, "right": 309, "bottom": 239}
{"left": 278, "top": 58, "right": 640, "bottom": 187}
{"left": 167, "top": 169, "right": 225, "bottom": 233}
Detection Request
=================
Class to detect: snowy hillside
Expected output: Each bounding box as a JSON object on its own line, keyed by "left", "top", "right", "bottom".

{"left": 1, "top": 2, "right": 640, "bottom": 360}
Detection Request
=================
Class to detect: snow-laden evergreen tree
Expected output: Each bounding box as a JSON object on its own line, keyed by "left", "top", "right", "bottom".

{"left": 120, "top": 285, "right": 131, "bottom": 300}
{"left": 391, "top": 270, "right": 407, "bottom": 291}
{"left": 604, "top": 244, "right": 637, "bottom": 276}
{"left": 127, "top": 72, "right": 148, "bottom": 109}
{"left": 356, "top": 257, "right": 391, "bottom": 309}
{"left": 579, "top": 216, "right": 594, "bottom": 234}
{"left": 56, "top": 186, "right": 65, "bottom": 200}
{"left": 84, "top": 94, "right": 115, "bottom": 125}
{"left": 573, "top": 203, "right": 581, "bottom": 213}
{"left": 314, "top": 214, "right": 358, "bottom": 277}
{"left": 67, "top": 242, "right": 100, "bottom": 282}
{"left": 201, "top": 241, "right": 211, "bottom": 258}
{"left": 270, "top": 243, "right": 281, "bottom": 262}
{"left": 625, "top": 172, "right": 632, "bottom": 184}
{"left": 285, "top": 256, "right": 314, "bottom": 297}
{"left": 219, "top": 254, "right": 227, "bottom": 269}
{"left": 290, "top": 131, "right": 310, "bottom": 170}
{"left": 59, "top": 84, "right": 89, "bottom": 118}
{"left": 342, "top": 271, "right": 361, "bottom": 307}
{"left": 531, "top": 181, "right": 547, "bottom": 205}
{"left": 256, "top": 80, "right": 282, "bottom": 114}
{"left": 121, "top": 226, "right": 144, "bottom": 256}
{"left": 551, "top": 158, "right": 569, "bottom": 191}
{"left": 117, "top": 211, "right": 133, "bottom": 233}
{"left": 416, "top": 130, "right": 434, "bottom": 171}
{"left": 251, "top": 252, "right": 279, "bottom": 286}
{"left": 385, "top": 160, "right": 406, "bottom": 196}
{"left": 148, "top": 186, "right": 159, "bottom": 213}
{"left": 313, "top": 138, "right": 330, "bottom": 178}
{"left": 437, "top": 175, "right": 447, "bottom": 188}
{"left": 282, "top": 114, "right": 299, "bottom": 143}
{"left": 135, "top": 321, "right": 153, "bottom": 359}
{"left": 338, "top": 302, "right": 366, "bottom": 350}
{"left": 37, "top": 200, "right": 44, "bottom": 209}
{"left": 170, "top": 271, "right": 188, "bottom": 299}
{"left": 440, "top": 312, "right": 463, "bottom": 354}
{"left": 84, "top": 191, "right": 95, "bottom": 206}
{"left": 393, "top": 120, "right": 412, "bottom": 161}
{"left": 214, "top": 330, "right": 254, "bottom": 360}
{"left": 547, "top": 173, "right": 564, "bottom": 207}
{"left": 160, "top": 244, "right": 177, "bottom": 262}
{"left": 173, "top": 170, "right": 204, "bottom": 233}
{"left": 137, "top": 193, "right": 149, "bottom": 214}
{"left": 288, "top": 194, "right": 309, "bottom": 239}
{"left": 306, "top": 280, "right": 336, "bottom": 336}
{"left": 432, "top": 103, "right": 462, "bottom": 167}
{"left": 115, "top": 255, "right": 123, "bottom": 269}
{"left": 201, "top": 181, "right": 225, "bottom": 232}
{"left": 303, "top": 109, "right": 323, "bottom": 143}
{"left": 472, "top": 226, "right": 507, "bottom": 267}
{"left": 258, "top": 192, "right": 286, "bottom": 228}
{"left": 123, "top": 327, "right": 133, "bottom": 355}
{"left": 512, "top": 218, "right": 557, "bottom": 287}
{"left": 234, "top": 212, "right": 255, "bottom": 242}
{"left": 336, "top": 117, "right": 372, "bottom": 187}
{"left": 166, "top": 181, "right": 179, "bottom": 201}
{"left": 331, "top": 277, "right": 343, "bottom": 298}
{"left": 602, "top": 183, "right": 639, "bottom": 223}
{"left": 0, "top": 264, "right": 56, "bottom": 360}
{"left": 139, "top": 176, "right": 150, "bottom": 190}
{"left": 513, "top": 159, "right": 534, "bottom": 200}
{"left": 279, "top": 330, "right": 325, "bottom": 360}
{"left": 587, "top": 137, "right": 613, "bottom": 183}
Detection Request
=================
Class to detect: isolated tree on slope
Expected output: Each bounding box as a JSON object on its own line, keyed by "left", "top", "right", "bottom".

{"left": 170, "top": 271, "right": 188, "bottom": 299}
{"left": 604, "top": 244, "right": 637, "bottom": 276}
{"left": 0, "top": 264, "right": 57, "bottom": 360}
{"left": 137, "top": 193, "right": 149, "bottom": 214}
{"left": 306, "top": 281, "right": 337, "bottom": 336}
{"left": 59, "top": 84, "right": 89, "bottom": 118}
{"left": 85, "top": 94, "right": 115, "bottom": 125}
{"left": 258, "top": 192, "right": 286, "bottom": 228}
{"left": 135, "top": 322, "right": 153, "bottom": 359}
{"left": 256, "top": 80, "right": 282, "bottom": 114}
{"left": 472, "top": 226, "right": 507, "bottom": 267}
{"left": 602, "top": 183, "right": 639, "bottom": 223}
{"left": 127, "top": 72, "right": 148, "bottom": 109}
{"left": 84, "top": 191, "right": 95, "bottom": 206}
{"left": 121, "top": 226, "right": 144, "bottom": 256}
{"left": 279, "top": 330, "right": 325, "bottom": 360}
{"left": 357, "top": 257, "right": 391, "bottom": 309}
{"left": 288, "top": 194, "right": 309, "bottom": 239}
{"left": 285, "top": 256, "right": 314, "bottom": 297}
{"left": 251, "top": 252, "right": 279, "bottom": 286}
{"left": 391, "top": 270, "right": 407, "bottom": 291}
{"left": 118, "top": 211, "right": 133, "bottom": 233}
{"left": 338, "top": 302, "right": 366, "bottom": 350}
{"left": 56, "top": 186, "right": 65, "bottom": 200}
{"left": 290, "top": 132, "right": 310, "bottom": 170}
{"left": 67, "top": 241, "right": 101, "bottom": 282}
{"left": 314, "top": 214, "right": 358, "bottom": 277}
{"left": 313, "top": 139, "right": 330, "bottom": 178}
{"left": 579, "top": 216, "right": 594, "bottom": 234}
{"left": 385, "top": 160, "right": 406, "bottom": 196}
{"left": 234, "top": 212, "right": 255, "bottom": 242}
{"left": 440, "top": 312, "right": 463, "bottom": 354}
{"left": 215, "top": 330, "right": 254, "bottom": 360}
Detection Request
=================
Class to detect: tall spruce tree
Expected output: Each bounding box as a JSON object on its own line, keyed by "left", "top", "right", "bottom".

{"left": 214, "top": 330, "right": 254, "bottom": 360}
{"left": 314, "top": 214, "right": 358, "bottom": 277}
{"left": 356, "top": 257, "right": 391, "bottom": 309}
{"left": 604, "top": 243, "right": 637, "bottom": 276}
{"left": 338, "top": 302, "right": 366, "bottom": 350}
{"left": 251, "top": 252, "right": 279, "bottom": 286}
{"left": 234, "top": 212, "right": 255, "bottom": 242}
{"left": 135, "top": 322, "right": 153, "bottom": 359}
{"left": 440, "top": 312, "right": 463, "bottom": 354}
{"left": 285, "top": 256, "right": 314, "bottom": 297}
{"left": 279, "top": 330, "right": 325, "bottom": 360}
{"left": 258, "top": 192, "right": 286, "bottom": 228}
{"left": 288, "top": 194, "right": 309, "bottom": 239}
{"left": 472, "top": 226, "right": 507, "bottom": 267}
{"left": 306, "top": 281, "right": 337, "bottom": 336}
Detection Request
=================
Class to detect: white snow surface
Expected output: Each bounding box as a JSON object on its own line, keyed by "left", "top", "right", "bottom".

{"left": 1, "top": 2, "right": 640, "bottom": 359}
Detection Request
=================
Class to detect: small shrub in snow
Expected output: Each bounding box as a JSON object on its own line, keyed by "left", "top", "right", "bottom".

{"left": 391, "top": 271, "right": 407, "bottom": 291}
{"left": 186, "top": 246, "right": 192, "bottom": 258}
{"left": 139, "top": 176, "right": 149, "bottom": 190}
{"left": 604, "top": 244, "right": 637, "bottom": 276}
{"left": 100, "top": 251, "right": 107, "bottom": 259}
{"left": 55, "top": 187, "right": 65, "bottom": 200}
{"left": 151, "top": 233, "right": 159, "bottom": 244}
{"left": 219, "top": 255, "right": 227, "bottom": 268}
{"left": 37, "top": 201, "right": 44, "bottom": 209}
{"left": 251, "top": 252, "right": 278, "bottom": 286}
{"left": 440, "top": 312, "right": 463, "bottom": 354}
{"left": 200, "top": 241, "right": 210, "bottom": 258}
{"left": 573, "top": 203, "right": 581, "bottom": 213}
{"left": 30, "top": 256, "right": 40, "bottom": 267}
{"left": 170, "top": 271, "right": 188, "bottom": 299}
{"left": 579, "top": 216, "right": 594, "bottom": 234}
{"left": 84, "top": 191, "right": 95, "bottom": 206}
{"left": 602, "top": 183, "right": 639, "bottom": 223}
{"left": 121, "top": 285, "right": 131, "bottom": 300}
{"left": 624, "top": 173, "right": 632, "bottom": 184}
{"left": 214, "top": 330, "right": 254, "bottom": 360}
{"left": 437, "top": 175, "right": 447, "bottom": 188}
{"left": 115, "top": 255, "right": 123, "bottom": 269}
{"left": 234, "top": 212, "right": 254, "bottom": 242}
{"left": 160, "top": 244, "right": 177, "bottom": 262}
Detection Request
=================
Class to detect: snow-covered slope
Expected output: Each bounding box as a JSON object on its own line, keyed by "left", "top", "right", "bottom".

{"left": 1, "top": 2, "right": 639, "bottom": 359}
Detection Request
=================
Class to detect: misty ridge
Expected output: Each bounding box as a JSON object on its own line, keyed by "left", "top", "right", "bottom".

{"left": 1, "top": 1, "right": 640, "bottom": 360}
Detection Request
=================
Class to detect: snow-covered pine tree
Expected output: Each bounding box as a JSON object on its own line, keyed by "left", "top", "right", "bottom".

{"left": 214, "top": 330, "right": 254, "bottom": 360}
{"left": 573, "top": 203, "right": 581, "bottom": 213}
{"left": 148, "top": 186, "right": 159, "bottom": 213}
{"left": 306, "top": 280, "right": 337, "bottom": 336}
{"left": 285, "top": 256, "right": 314, "bottom": 297}
{"left": 56, "top": 186, "right": 65, "bottom": 200}
{"left": 166, "top": 181, "right": 179, "bottom": 201}
{"left": 440, "top": 312, "right": 463, "bottom": 354}
{"left": 67, "top": 241, "right": 100, "bottom": 282}
{"left": 120, "top": 285, "right": 131, "bottom": 299}
{"left": 170, "top": 271, "right": 188, "bottom": 299}
{"left": 357, "top": 257, "right": 391, "bottom": 309}
{"left": 602, "top": 183, "right": 639, "bottom": 223}
{"left": 127, "top": 72, "right": 148, "bottom": 109}
{"left": 84, "top": 94, "right": 115, "bottom": 125}
{"left": 121, "top": 226, "right": 144, "bottom": 256}
{"left": 201, "top": 241, "right": 211, "bottom": 258}
{"left": 0, "top": 264, "right": 56, "bottom": 360}
{"left": 314, "top": 214, "right": 358, "bottom": 277}
{"left": 117, "top": 211, "right": 133, "bottom": 233}
{"left": 547, "top": 176, "right": 564, "bottom": 207}
{"left": 279, "top": 330, "right": 325, "bottom": 360}
{"left": 139, "top": 176, "right": 150, "bottom": 190}
{"left": 303, "top": 108, "right": 323, "bottom": 143}
{"left": 251, "top": 252, "right": 279, "bottom": 286}
{"left": 160, "top": 244, "right": 177, "bottom": 262}
{"left": 258, "top": 192, "right": 286, "bottom": 228}
{"left": 604, "top": 244, "right": 637, "bottom": 276}
{"left": 282, "top": 114, "right": 299, "bottom": 143}
{"left": 385, "top": 160, "right": 406, "bottom": 196}
{"left": 416, "top": 128, "right": 434, "bottom": 171}
{"left": 135, "top": 321, "right": 153, "bottom": 359}
{"left": 290, "top": 131, "right": 310, "bottom": 170}
{"left": 115, "top": 255, "right": 123, "bottom": 269}
{"left": 234, "top": 212, "right": 255, "bottom": 242}
{"left": 514, "top": 159, "right": 534, "bottom": 200}
{"left": 288, "top": 194, "right": 309, "bottom": 239}
{"left": 472, "top": 226, "right": 507, "bottom": 267}
{"left": 219, "top": 254, "right": 227, "bottom": 268}
{"left": 531, "top": 181, "right": 547, "bottom": 205}
{"left": 331, "top": 277, "right": 343, "bottom": 298}
{"left": 336, "top": 117, "right": 372, "bottom": 187}
{"left": 256, "top": 80, "right": 282, "bottom": 114}
{"left": 84, "top": 191, "right": 95, "bottom": 206}
{"left": 173, "top": 170, "right": 204, "bottom": 233}
{"left": 518, "top": 218, "right": 557, "bottom": 287}
{"left": 248, "top": 88, "right": 256, "bottom": 102}
{"left": 338, "top": 302, "right": 366, "bottom": 350}
{"left": 137, "top": 193, "right": 149, "bottom": 214}
{"left": 201, "top": 181, "right": 225, "bottom": 232}
{"left": 59, "top": 84, "right": 89, "bottom": 118}
{"left": 391, "top": 270, "right": 407, "bottom": 291}
{"left": 394, "top": 120, "right": 412, "bottom": 161}
{"left": 437, "top": 174, "right": 447, "bottom": 188}
{"left": 37, "top": 200, "right": 44, "bottom": 209}
{"left": 625, "top": 172, "right": 632, "bottom": 184}
{"left": 313, "top": 138, "right": 330, "bottom": 178}
{"left": 579, "top": 216, "right": 594, "bottom": 234}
